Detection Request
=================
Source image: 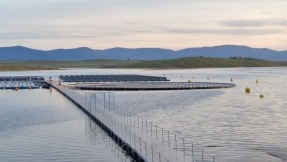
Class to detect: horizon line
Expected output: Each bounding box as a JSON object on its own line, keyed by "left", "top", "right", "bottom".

{"left": 0, "top": 44, "right": 285, "bottom": 52}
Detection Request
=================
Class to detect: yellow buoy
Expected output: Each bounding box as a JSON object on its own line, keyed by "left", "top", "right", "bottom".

{"left": 256, "top": 79, "right": 259, "bottom": 84}
{"left": 260, "top": 94, "right": 264, "bottom": 98}
{"left": 188, "top": 80, "right": 191, "bottom": 83}
{"left": 193, "top": 76, "right": 195, "bottom": 79}
{"left": 207, "top": 77, "right": 210, "bottom": 80}
{"left": 245, "top": 87, "right": 251, "bottom": 93}
{"left": 231, "top": 78, "right": 233, "bottom": 82}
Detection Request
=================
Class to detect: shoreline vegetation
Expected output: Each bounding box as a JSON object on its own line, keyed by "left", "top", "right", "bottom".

{"left": 0, "top": 65, "right": 57, "bottom": 71}
{"left": 1, "top": 57, "right": 287, "bottom": 71}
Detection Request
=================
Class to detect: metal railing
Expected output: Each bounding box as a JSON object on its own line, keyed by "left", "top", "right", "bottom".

{"left": 50, "top": 81, "right": 221, "bottom": 162}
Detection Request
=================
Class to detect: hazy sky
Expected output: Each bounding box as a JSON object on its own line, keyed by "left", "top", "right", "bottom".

{"left": 1, "top": 0, "right": 287, "bottom": 50}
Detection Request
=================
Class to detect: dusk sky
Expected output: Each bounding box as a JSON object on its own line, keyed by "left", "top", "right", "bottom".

{"left": 1, "top": 0, "right": 287, "bottom": 50}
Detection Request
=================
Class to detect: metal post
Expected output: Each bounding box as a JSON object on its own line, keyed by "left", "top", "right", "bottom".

{"left": 92, "top": 94, "right": 94, "bottom": 113}
{"left": 159, "top": 153, "right": 161, "bottom": 162}
{"left": 89, "top": 97, "right": 92, "bottom": 113}
{"left": 183, "top": 138, "right": 185, "bottom": 157}
{"left": 121, "top": 124, "right": 122, "bottom": 137}
{"left": 109, "top": 92, "right": 110, "bottom": 111}
{"left": 118, "top": 119, "right": 120, "bottom": 135}
{"left": 168, "top": 131, "right": 170, "bottom": 146}
{"left": 175, "top": 134, "right": 177, "bottom": 151}
{"left": 151, "top": 122, "right": 153, "bottom": 136}
{"left": 156, "top": 125, "right": 158, "bottom": 138}
{"left": 95, "top": 94, "right": 97, "bottom": 115}
{"left": 113, "top": 110, "right": 115, "bottom": 131}
{"left": 138, "top": 116, "right": 140, "bottom": 128}
{"left": 145, "top": 141, "right": 147, "bottom": 159}
{"left": 213, "top": 156, "right": 215, "bottom": 162}
{"left": 129, "top": 130, "right": 131, "bottom": 144}
{"left": 104, "top": 93, "right": 106, "bottom": 110}
{"left": 113, "top": 92, "right": 116, "bottom": 114}
{"left": 93, "top": 94, "right": 95, "bottom": 114}
{"left": 152, "top": 147, "right": 154, "bottom": 162}
{"left": 134, "top": 116, "right": 136, "bottom": 126}
{"left": 139, "top": 137, "right": 142, "bottom": 153}
{"left": 115, "top": 119, "right": 117, "bottom": 134}
{"left": 84, "top": 93, "right": 86, "bottom": 108}
{"left": 88, "top": 95, "right": 91, "bottom": 113}
{"left": 108, "top": 113, "right": 110, "bottom": 128}
{"left": 162, "top": 128, "right": 164, "bottom": 143}
{"left": 142, "top": 118, "right": 144, "bottom": 130}
{"left": 134, "top": 133, "right": 136, "bottom": 149}
{"left": 125, "top": 126, "right": 127, "bottom": 140}
{"left": 146, "top": 120, "right": 148, "bottom": 132}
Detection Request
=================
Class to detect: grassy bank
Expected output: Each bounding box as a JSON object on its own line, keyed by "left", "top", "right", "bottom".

{"left": 1, "top": 57, "right": 287, "bottom": 71}
{"left": 119, "top": 57, "right": 287, "bottom": 69}
{"left": 0, "top": 60, "right": 141, "bottom": 70}
{"left": 0, "top": 64, "right": 57, "bottom": 71}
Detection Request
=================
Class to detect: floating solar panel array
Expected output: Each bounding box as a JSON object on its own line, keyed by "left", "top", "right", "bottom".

{"left": 0, "top": 76, "right": 44, "bottom": 82}
{"left": 59, "top": 75, "right": 169, "bottom": 82}
{"left": 76, "top": 82, "right": 236, "bottom": 91}
{"left": 0, "top": 76, "right": 45, "bottom": 90}
{"left": 0, "top": 81, "right": 41, "bottom": 89}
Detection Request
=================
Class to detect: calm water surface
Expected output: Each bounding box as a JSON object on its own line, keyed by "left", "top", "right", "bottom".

{"left": 1, "top": 67, "right": 286, "bottom": 162}
{"left": 0, "top": 88, "right": 133, "bottom": 162}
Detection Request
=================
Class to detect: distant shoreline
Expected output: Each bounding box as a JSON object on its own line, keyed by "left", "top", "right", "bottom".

{"left": 1, "top": 57, "right": 287, "bottom": 71}
{"left": 0, "top": 65, "right": 57, "bottom": 71}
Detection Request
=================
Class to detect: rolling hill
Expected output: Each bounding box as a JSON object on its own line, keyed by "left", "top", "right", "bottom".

{"left": 1, "top": 45, "right": 287, "bottom": 61}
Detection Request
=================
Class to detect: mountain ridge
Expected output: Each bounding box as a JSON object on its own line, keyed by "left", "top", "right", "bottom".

{"left": 1, "top": 45, "right": 287, "bottom": 61}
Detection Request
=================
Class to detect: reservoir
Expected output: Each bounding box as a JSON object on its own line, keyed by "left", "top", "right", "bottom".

{"left": 1, "top": 67, "right": 287, "bottom": 162}
{"left": 0, "top": 88, "right": 133, "bottom": 162}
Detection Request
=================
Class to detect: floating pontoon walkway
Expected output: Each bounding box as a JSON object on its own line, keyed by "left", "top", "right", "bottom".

{"left": 47, "top": 81, "right": 222, "bottom": 162}
{"left": 59, "top": 75, "right": 169, "bottom": 82}
{"left": 76, "top": 82, "right": 235, "bottom": 91}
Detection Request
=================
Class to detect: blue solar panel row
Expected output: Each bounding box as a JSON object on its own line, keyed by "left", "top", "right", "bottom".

{"left": 59, "top": 75, "right": 169, "bottom": 82}
{"left": 0, "top": 76, "right": 45, "bottom": 82}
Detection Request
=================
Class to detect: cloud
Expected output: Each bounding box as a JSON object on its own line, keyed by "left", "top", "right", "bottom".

{"left": 222, "top": 20, "right": 266, "bottom": 27}
{"left": 164, "top": 28, "right": 284, "bottom": 36}
{"left": 0, "top": 28, "right": 157, "bottom": 41}
{"left": 222, "top": 18, "right": 287, "bottom": 27}
{"left": 0, "top": 31, "right": 105, "bottom": 41}
{"left": 2, "top": 26, "right": 284, "bottom": 42}
{"left": 122, "top": 22, "right": 141, "bottom": 25}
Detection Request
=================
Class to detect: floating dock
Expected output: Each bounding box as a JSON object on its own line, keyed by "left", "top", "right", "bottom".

{"left": 76, "top": 82, "right": 236, "bottom": 91}
{"left": 0, "top": 81, "right": 41, "bottom": 89}
{"left": 0, "top": 76, "right": 44, "bottom": 82}
{"left": 47, "top": 80, "right": 223, "bottom": 162}
{"left": 0, "top": 76, "right": 46, "bottom": 90}
{"left": 47, "top": 81, "right": 148, "bottom": 162}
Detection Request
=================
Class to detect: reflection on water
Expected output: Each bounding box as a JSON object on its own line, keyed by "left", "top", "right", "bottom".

{"left": 1, "top": 67, "right": 287, "bottom": 162}
{"left": 114, "top": 67, "right": 287, "bottom": 162}
{"left": 85, "top": 119, "right": 134, "bottom": 162}
{"left": 0, "top": 89, "right": 132, "bottom": 162}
